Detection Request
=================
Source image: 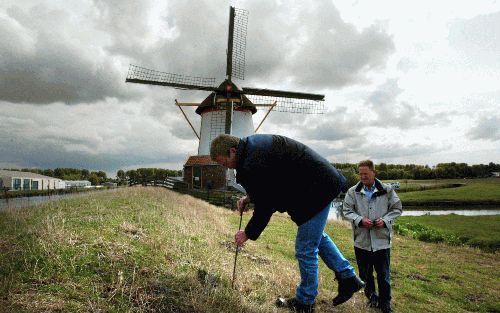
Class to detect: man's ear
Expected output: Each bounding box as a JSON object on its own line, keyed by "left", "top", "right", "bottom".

{"left": 229, "top": 147, "right": 237, "bottom": 155}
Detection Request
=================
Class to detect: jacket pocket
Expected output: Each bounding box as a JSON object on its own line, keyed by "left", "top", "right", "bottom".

{"left": 374, "top": 227, "right": 391, "bottom": 242}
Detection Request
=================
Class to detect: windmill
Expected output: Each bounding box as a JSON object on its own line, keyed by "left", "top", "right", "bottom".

{"left": 126, "top": 7, "right": 325, "bottom": 190}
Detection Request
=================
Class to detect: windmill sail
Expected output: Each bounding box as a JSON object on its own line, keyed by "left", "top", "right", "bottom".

{"left": 248, "top": 95, "right": 324, "bottom": 114}
{"left": 226, "top": 7, "right": 248, "bottom": 81}
{"left": 241, "top": 87, "right": 324, "bottom": 101}
{"left": 126, "top": 65, "right": 218, "bottom": 91}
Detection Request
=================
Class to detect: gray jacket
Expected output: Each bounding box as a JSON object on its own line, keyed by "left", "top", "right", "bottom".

{"left": 342, "top": 179, "right": 402, "bottom": 251}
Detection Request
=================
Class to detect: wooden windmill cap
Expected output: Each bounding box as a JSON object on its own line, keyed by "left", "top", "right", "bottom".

{"left": 195, "top": 80, "right": 257, "bottom": 115}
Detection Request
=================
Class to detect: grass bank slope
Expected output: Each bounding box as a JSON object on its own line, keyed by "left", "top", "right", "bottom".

{"left": 0, "top": 187, "right": 498, "bottom": 312}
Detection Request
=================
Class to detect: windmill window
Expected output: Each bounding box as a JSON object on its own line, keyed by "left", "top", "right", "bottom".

{"left": 209, "top": 111, "right": 225, "bottom": 142}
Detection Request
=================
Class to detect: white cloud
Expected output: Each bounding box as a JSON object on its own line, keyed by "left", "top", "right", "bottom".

{"left": 467, "top": 114, "right": 500, "bottom": 142}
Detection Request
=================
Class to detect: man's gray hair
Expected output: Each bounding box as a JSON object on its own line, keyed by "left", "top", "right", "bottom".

{"left": 210, "top": 134, "right": 240, "bottom": 160}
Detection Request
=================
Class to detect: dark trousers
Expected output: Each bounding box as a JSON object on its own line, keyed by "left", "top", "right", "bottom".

{"left": 354, "top": 247, "right": 391, "bottom": 306}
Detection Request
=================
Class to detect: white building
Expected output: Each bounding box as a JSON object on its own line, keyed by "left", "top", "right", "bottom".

{"left": 64, "top": 180, "right": 92, "bottom": 188}
{"left": 0, "top": 170, "right": 65, "bottom": 191}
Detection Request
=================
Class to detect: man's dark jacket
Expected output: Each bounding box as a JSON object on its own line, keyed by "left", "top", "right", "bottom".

{"left": 235, "top": 134, "right": 346, "bottom": 240}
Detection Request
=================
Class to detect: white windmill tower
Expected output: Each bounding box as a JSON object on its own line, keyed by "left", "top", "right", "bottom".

{"left": 126, "top": 7, "right": 324, "bottom": 190}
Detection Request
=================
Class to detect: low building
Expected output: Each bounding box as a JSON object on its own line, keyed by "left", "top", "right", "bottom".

{"left": 183, "top": 155, "right": 226, "bottom": 189}
{"left": 492, "top": 172, "right": 500, "bottom": 177}
{"left": 386, "top": 181, "right": 401, "bottom": 189}
{"left": 0, "top": 170, "right": 64, "bottom": 191}
{"left": 64, "top": 180, "right": 92, "bottom": 188}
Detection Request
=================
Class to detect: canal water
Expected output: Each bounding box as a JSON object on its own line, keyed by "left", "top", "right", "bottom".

{"left": 0, "top": 189, "right": 119, "bottom": 210}
{"left": 328, "top": 202, "right": 500, "bottom": 220}
{"left": 2, "top": 193, "right": 499, "bottom": 218}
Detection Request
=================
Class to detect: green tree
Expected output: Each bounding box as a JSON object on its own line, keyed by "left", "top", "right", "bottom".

{"left": 88, "top": 172, "right": 100, "bottom": 186}
{"left": 117, "top": 169, "right": 125, "bottom": 180}
{"left": 340, "top": 167, "right": 359, "bottom": 189}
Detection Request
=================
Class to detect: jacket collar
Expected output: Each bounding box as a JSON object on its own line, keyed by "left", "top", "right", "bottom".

{"left": 235, "top": 137, "right": 247, "bottom": 173}
{"left": 354, "top": 178, "right": 387, "bottom": 198}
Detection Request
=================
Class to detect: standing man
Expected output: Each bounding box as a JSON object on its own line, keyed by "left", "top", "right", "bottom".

{"left": 210, "top": 134, "right": 364, "bottom": 313}
{"left": 342, "top": 160, "right": 402, "bottom": 313}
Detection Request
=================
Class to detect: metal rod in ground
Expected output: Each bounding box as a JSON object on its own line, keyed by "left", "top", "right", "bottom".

{"left": 231, "top": 211, "right": 243, "bottom": 288}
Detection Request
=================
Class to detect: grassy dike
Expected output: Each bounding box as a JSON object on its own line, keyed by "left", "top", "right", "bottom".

{"left": 1, "top": 187, "right": 499, "bottom": 312}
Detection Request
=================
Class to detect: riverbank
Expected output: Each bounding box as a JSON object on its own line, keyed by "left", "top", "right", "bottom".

{"left": 398, "top": 178, "right": 500, "bottom": 207}
{"left": 1, "top": 187, "right": 498, "bottom": 312}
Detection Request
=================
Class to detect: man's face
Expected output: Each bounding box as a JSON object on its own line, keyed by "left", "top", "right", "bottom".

{"left": 215, "top": 147, "right": 237, "bottom": 169}
{"left": 358, "top": 166, "right": 376, "bottom": 187}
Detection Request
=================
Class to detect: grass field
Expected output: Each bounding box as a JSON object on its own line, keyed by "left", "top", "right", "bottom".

{"left": 396, "top": 215, "right": 500, "bottom": 251}
{"left": 0, "top": 187, "right": 499, "bottom": 312}
{"left": 397, "top": 178, "right": 500, "bottom": 206}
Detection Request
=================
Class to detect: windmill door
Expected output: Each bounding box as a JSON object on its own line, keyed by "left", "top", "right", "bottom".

{"left": 193, "top": 166, "right": 202, "bottom": 189}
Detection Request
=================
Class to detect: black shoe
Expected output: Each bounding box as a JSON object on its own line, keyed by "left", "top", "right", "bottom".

{"left": 332, "top": 275, "right": 365, "bottom": 306}
{"left": 379, "top": 303, "right": 393, "bottom": 313}
{"left": 275, "top": 297, "right": 315, "bottom": 313}
{"left": 367, "top": 294, "right": 379, "bottom": 308}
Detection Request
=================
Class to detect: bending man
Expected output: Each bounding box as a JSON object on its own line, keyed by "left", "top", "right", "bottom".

{"left": 210, "top": 134, "right": 364, "bottom": 313}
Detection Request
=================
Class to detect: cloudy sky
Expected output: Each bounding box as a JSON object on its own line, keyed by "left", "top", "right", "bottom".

{"left": 1, "top": 0, "right": 499, "bottom": 177}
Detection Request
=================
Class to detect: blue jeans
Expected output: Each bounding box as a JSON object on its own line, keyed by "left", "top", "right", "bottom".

{"left": 295, "top": 203, "right": 356, "bottom": 305}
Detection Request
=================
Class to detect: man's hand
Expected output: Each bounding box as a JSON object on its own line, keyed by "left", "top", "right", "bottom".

{"left": 361, "top": 217, "right": 374, "bottom": 228}
{"left": 235, "top": 230, "right": 248, "bottom": 247}
{"left": 237, "top": 195, "right": 250, "bottom": 213}
{"left": 373, "top": 218, "right": 385, "bottom": 228}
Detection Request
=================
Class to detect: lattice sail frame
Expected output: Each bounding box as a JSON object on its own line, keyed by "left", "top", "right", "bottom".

{"left": 231, "top": 8, "right": 249, "bottom": 80}
{"left": 126, "top": 64, "right": 217, "bottom": 89}
{"left": 247, "top": 95, "right": 325, "bottom": 114}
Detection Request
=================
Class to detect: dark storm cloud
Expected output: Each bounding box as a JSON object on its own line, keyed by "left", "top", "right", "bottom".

{"left": 0, "top": 100, "right": 196, "bottom": 173}
{"left": 287, "top": 1, "right": 395, "bottom": 89}
{"left": 236, "top": 0, "right": 395, "bottom": 90}
{"left": 110, "top": 0, "right": 395, "bottom": 92}
{"left": 467, "top": 114, "right": 500, "bottom": 141}
{"left": 100, "top": 0, "right": 228, "bottom": 80}
{"left": 0, "top": 0, "right": 395, "bottom": 106}
{"left": 0, "top": 133, "right": 186, "bottom": 172}
{"left": 0, "top": 5, "right": 131, "bottom": 104}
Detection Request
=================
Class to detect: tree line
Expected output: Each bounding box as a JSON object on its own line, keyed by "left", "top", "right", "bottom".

{"left": 3, "top": 167, "right": 183, "bottom": 186}
{"left": 5, "top": 161, "right": 499, "bottom": 188}
{"left": 335, "top": 162, "right": 500, "bottom": 187}
{"left": 117, "top": 168, "right": 182, "bottom": 185}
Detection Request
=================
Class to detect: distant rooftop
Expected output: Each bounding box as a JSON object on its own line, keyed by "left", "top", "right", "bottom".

{"left": 184, "top": 155, "right": 219, "bottom": 167}
{"left": 0, "top": 170, "right": 59, "bottom": 180}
